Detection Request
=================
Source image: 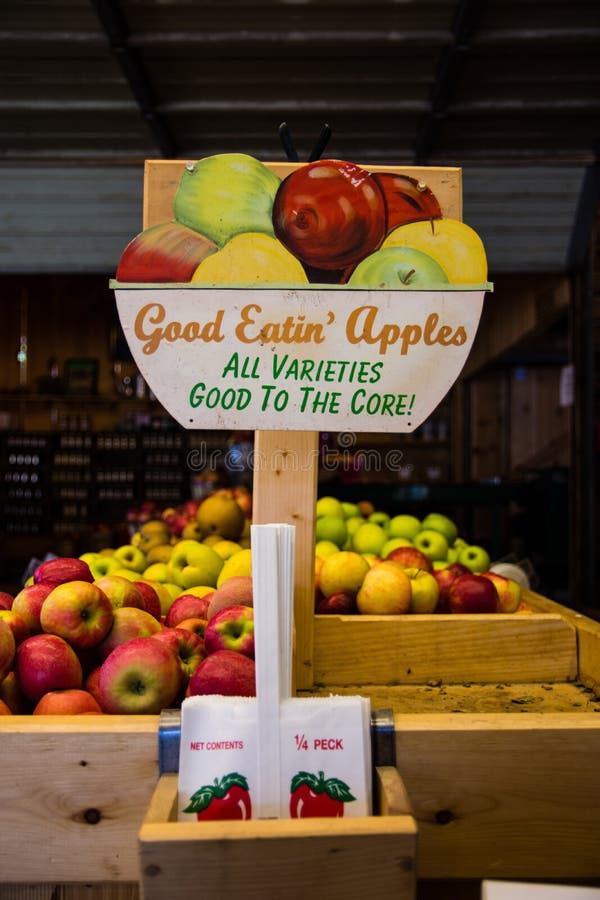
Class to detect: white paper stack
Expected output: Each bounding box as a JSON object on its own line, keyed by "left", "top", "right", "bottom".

{"left": 177, "top": 523, "right": 371, "bottom": 821}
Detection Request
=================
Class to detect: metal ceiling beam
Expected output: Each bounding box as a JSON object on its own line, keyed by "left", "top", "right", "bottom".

{"left": 414, "top": 0, "right": 486, "bottom": 165}
{"left": 89, "top": 0, "right": 178, "bottom": 158}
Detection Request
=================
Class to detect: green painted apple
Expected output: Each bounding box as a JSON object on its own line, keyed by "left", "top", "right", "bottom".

{"left": 348, "top": 246, "right": 449, "bottom": 290}
{"left": 174, "top": 153, "right": 280, "bottom": 247}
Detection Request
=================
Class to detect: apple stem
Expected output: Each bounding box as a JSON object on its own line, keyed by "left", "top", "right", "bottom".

{"left": 400, "top": 268, "right": 416, "bottom": 285}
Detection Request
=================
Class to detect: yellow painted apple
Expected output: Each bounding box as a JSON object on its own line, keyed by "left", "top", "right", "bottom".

{"left": 356, "top": 561, "right": 411, "bottom": 615}
{"left": 381, "top": 218, "right": 488, "bottom": 284}
{"left": 40, "top": 581, "right": 114, "bottom": 650}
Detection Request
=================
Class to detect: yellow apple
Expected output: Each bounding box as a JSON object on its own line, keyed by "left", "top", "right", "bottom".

{"left": 382, "top": 218, "right": 488, "bottom": 284}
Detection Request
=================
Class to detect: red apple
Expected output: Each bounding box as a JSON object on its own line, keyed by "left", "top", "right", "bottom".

{"left": 174, "top": 616, "right": 208, "bottom": 639}
{"left": 40, "top": 581, "right": 114, "bottom": 650}
{"left": 481, "top": 571, "right": 522, "bottom": 614}
{"left": 204, "top": 605, "right": 254, "bottom": 658}
{"left": 116, "top": 221, "right": 218, "bottom": 283}
{"left": 97, "top": 606, "right": 162, "bottom": 660}
{"left": 152, "top": 627, "right": 206, "bottom": 681}
{"left": 432, "top": 562, "right": 471, "bottom": 612}
{"left": 11, "top": 582, "right": 55, "bottom": 634}
{"left": 206, "top": 576, "right": 253, "bottom": 621}
{"left": 385, "top": 545, "right": 433, "bottom": 573}
{"left": 272, "top": 159, "right": 386, "bottom": 270}
{"left": 0, "top": 618, "right": 16, "bottom": 682}
{"left": 84, "top": 666, "right": 103, "bottom": 707}
{"left": 165, "top": 593, "right": 212, "bottom": 628}
{"left": 34, "top": 556, "right": 93, "bottom": 586}
{"left": 93, "top": 575, "right": 146, "bottom": 611}
{"left": 98, "top": 636, "right": 183, "bottom": 714}
{"left": 447, "top": 573, "right": 499, "bottom": 614}
{"left": 0, "top": 609, "right": 30, "bottom": 646}
{"left": 133, "top": 580, "right": 163, "bottom": 621}
{"left": 315, "top": 591, "right": 358, "bottom": 615}
{"left": 33, "top": 688, "right": 103, "bottom": 715}
{"left": 0, "top": 591, "right": 13, "bottom": 611}
{"left": 187, "top": 649, "right": 255, "bottom": 697}
{"left": 372, "top": 172, "right": 442, "bottom": 231}
{"left": 0, "top": 698, "right": 11, "bottom": 714}
{"left": 0, "top": 670, "right": 32, "bottom": 714}
{"left": 16, "top": 633, "right": 83, "bottom": 702}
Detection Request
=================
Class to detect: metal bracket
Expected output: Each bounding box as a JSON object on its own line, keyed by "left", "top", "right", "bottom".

{"left": 370, "top": 707, "right": 397, "bottom": 768}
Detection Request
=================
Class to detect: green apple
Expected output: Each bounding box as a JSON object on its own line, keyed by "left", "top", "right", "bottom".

{"left": 348, "top": 246, "right": 450, "bottom": 289}
{"left": 413, "top": 529, "right": 449, "bottom": 562}
{"left": 316, "top": 496, "right": 346, "bottom": 519}
{"left": 381, "top": 217, "right": 488, "bottom": 284}
{"left": 113, "top": 544, "right": 147, "bottom": 574}
{"left": 380, "top": 537, "right": 413, "bottom": 559}
{"left": 351, "top": 522, "right": 388, "bottom": 556}
{"left": 341, "top": 502, "right": 362, "bottom": 520}
{"left": 315, "top": 514, "right": 347, "bottom": 548}
{"left": 404, "top": 567, "right": 440, "bottom": 614}
{"left": 368, "top": 511, "right": 391, "bottom": 531}
{"left": 315, "top": 540, "right": 341, "bottom": 559}
{"left": 80, "top": 552, "right": 123, "bottom": 579}
{"left": 388, "top": 514, "right": 421, "bottom": 541}
{"left": 458, "top": 545, "right": 491, "bottom": 574}
{"left": 174, "top": 153, "right": 280, "bottom": 248}
{"left": 168, "top": 539, "right": 224, "bottom": 590}
{"left": 420, "top": 513, "right": 458, "bottom": 546}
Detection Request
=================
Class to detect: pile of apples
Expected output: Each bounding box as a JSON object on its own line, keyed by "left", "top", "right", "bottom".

{"left": 313, "top": 496, "right": 528, "bottom": 616}
{"left": 115, "top": 153, "right": 488, "bottom": 289}
{"left": 0, "top": 490, "right": 256, "bottom": 716}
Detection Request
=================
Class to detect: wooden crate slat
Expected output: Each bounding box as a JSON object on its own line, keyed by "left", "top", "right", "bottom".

{"left": 312, "top": 613, "right": 577, "bottom": 686}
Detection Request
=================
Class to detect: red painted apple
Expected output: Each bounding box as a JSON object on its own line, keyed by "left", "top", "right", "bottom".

{"left": 40, "top": 581, "right": 114, "bottom": 650}
{"left": 34, "top": 556, "right": 93, "bottom": 586}
{"left": 384, "top": 545, "right": 434, "bottom": 573}
{"left": 0, "top": 618, "right": 16, "bottom": 682}
{"left": 272, "top": 159, "right": 386, "bottom": 270}
{"left": 0, "top": 609, "right": 30, "bottom": 646}
{"left": 165, "top": 593, "right": 212, "bottom": 628}
{"left": 432, "top": 562, "right": 470, "bottom": 612}
{"left": 403, "top": 567, "right": 440, "bottom": 614}
{"left": 481, "top": 571, "right": 522, "bottom": 613}
{"left": 98, "top": 636, "right": 183, "bottom": 714}
{"left": 16, "top": 633, "right": 83, "bottom": 702}
{"left": 0, "top": 591, "right": 13, "bottom": 611}
{"left": 33, "top": 688, "right": 103, "bottom": 715}
{"left": 204, "top": 605, "right": 254, "bottom": 658}
{"left": 187, "top": 649, "right": 255, "bottom": 697}
{"left": 97, "top": 606, "right": 162, "bottom": 660}
{"left": 116, "top": 221, "right": 218, "bottom": 283}
{"left": 12, "top": 582, "right": 57, "bottom": 634}
{"left": 152, "top": 627, "right": 206, "bottom": 681}
{"left": 133, "top": 580, "right": 163, "bottom": 621}
{"left": 206, "top": 576, "right": 253, "bottom": 620}
{"left": 315, "top": 590, "right": 358, "bottom": 615}
{"left": 447, "top": 573, "right": 499, "bottom": 614}
{"left": 371, "top": 172, "right": 442, "bottom": 231}
{"left": 92, "top": 575, "right": 146, "bottom": 611}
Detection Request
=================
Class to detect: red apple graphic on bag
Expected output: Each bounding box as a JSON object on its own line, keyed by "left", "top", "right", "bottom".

{"left": 184, "top": 772, "right": 252, "bottom": 820}
{"left": 289, "top": 770, "right": 355, "bottom": 818}
{"left": 273, "top": 159, "right": 386, "bottom": 270}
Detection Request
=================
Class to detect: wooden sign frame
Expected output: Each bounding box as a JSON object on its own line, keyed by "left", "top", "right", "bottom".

{"left": 141, "top": 160, "right": 462, "bottom": 691}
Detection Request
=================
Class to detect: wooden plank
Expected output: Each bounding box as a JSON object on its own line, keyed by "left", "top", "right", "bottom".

{"left": 393, "top": 712, "right": 600, "bottom": 880}
{"left": 312, "top": 614, "right": 577, "bottom": 686}
{"left": 142, "top": 159, "right": 462, "bottom": 230}
{"left": 0, "top": 716, "right": 158, "bottom": 883}
{"left": 138, "top": 773, "right": 417, "bottom": 900}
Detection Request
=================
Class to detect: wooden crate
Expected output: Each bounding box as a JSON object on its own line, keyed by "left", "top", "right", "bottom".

{"left": 138, "top": 768, "right": 416, "bottom": 900}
